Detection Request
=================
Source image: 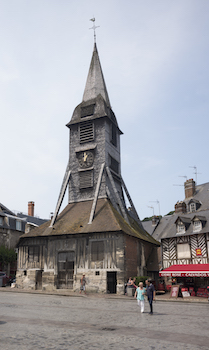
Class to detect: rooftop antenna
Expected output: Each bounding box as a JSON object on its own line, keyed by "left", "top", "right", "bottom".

{"left": 149, "top": 200, "right": 160, "bottom": 216}
{"left": 178, "top": 175, "right": 187, "bottom": 181}
{"left": 89, "top": 18, "right": 100, "bottom": 43}
{"left": 189, "top": 166, "right": 201, "bottom": 184}
{"left": 147, "top": 205, "right": 154, "bottom": 216}
{"left": 173, "top": 175, "right": 186, "bottom": 187}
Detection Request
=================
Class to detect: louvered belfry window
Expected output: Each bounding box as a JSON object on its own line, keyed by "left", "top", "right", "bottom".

{"left": 110, "top": 155, "right": 119, "bottom": 174}
{"left": 111, "top": 123, "right": 117, "bottom": 147}
{"left": 79, "top": 170, "right": 93, "bottom": 189}
{"left": 80, "top": 121, "right": 94, "bottom": 143}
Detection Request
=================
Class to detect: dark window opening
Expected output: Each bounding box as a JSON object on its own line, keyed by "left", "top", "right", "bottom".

{"left": 81, "top": 104, "right": 95, "bottom": 118}
{"left": 111, "top": 124, "right": 117, "bottom": 147}
{"left": 95, "top": 271, "right": 100, "bottom": 276}
{"left": 109, "top": 155, "right": 119, "bottom": 174}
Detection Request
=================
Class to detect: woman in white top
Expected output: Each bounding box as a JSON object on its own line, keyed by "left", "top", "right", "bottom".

{"left": 134, "top": 282, "right": 146, "bottom": 313}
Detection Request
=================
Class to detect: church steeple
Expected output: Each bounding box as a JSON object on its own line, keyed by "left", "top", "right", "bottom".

{"left": 51, "top": 41, "right": 142, "bottom": 228}
{"left": 82, "top": 43, "right": 111, "bottom": 108}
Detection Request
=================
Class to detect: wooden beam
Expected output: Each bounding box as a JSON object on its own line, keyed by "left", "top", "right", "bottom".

{"left": 88, "top": 163, "right": 105, "bottom": 224}
{"left": 121, "top": 177, "right": 143, "bottom": 228}
{"left": 50, "top": 169, "right": 71, "bottom": 227}
{"left": 106, "top": 166, "right": 130, "bottom": 224}
{"left": 106, "top": 187, "right": 121, "bottom": 215}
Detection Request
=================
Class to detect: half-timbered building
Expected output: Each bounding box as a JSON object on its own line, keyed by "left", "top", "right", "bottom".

{"left": 152, "top": 179, "right": 209, "bottom": 284}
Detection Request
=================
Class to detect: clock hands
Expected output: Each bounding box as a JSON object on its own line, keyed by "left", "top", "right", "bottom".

{"left": 83, "top": 152, "right": 88, "bottom": 162}
{"left": 78, "top": 151, "right": 94, "bottom": 168}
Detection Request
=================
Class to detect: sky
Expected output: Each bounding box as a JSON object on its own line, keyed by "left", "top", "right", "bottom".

{"left": 1, "top": 0, "right": 209, "bottom": 221}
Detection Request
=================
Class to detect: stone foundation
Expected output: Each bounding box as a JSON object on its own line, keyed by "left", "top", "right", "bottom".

{"left": 16, "top": 270, "right": 36, "bottom": 290}
{"left": 42, "top": 271, "right": 57, "bottom": 291}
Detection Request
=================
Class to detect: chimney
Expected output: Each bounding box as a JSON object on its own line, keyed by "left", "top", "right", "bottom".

{"left": 152, "top": 216, "right": 159, "bottom": 226}
{"left": 28, "top": 201, "right": 34, "bottom": 216}
{"left": 175, "top": 201, "right": 187, "bottom": 214}
{"left": 184, "top": 179, "right": 195, "bottom": 199}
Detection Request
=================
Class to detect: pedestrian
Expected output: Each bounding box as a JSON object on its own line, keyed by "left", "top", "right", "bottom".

{"left": 132, "top": 277, "right": 137, "bottom": 289}
{"left": 145, "top": 279, "right": 155, "bottom": 315}
{"left": 80, "top": 274, "right": 87, "bottom": 294}
{"left": 134, "top": 282, "right": 146, "bottom": 313}
{"left": 125, "top": 277, "right": 133, "bottom": 295}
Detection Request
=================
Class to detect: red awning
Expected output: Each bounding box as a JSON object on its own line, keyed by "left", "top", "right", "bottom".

{"left": 159, "top": 264, "right": 209, "bottom": 277}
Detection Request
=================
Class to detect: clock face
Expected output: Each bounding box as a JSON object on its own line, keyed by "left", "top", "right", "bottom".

{"left": 78, "top": 151, "right": 94, "bottom": 168}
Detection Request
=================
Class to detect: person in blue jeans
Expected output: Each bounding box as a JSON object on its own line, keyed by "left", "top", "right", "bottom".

{"left": 134, "top": 282, "right": 146, "bottom": 313}
{"left": 145, "top": 279, "right": 156, "bottom": 314}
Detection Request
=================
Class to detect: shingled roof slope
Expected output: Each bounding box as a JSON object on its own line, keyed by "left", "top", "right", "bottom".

{"left": 18, "top": 198, "right": 159, "bottom": 245}
{"left": 82, "top": 43, "right": 111, "bottom": 107}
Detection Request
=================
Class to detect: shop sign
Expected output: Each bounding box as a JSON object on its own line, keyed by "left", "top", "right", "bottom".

{"left": 196, "top": 248, "right": 202, "bottom": 256}
{"left": 160, "top": 272, "right": 209, "bottom": 277}
{"left": 170, "top": 285, "right": 180, "bottom": 299}
{"left": 182, "top": 291, "right": 190, "bottom": 298}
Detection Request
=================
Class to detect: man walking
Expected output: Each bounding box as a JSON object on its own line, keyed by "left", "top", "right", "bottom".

{"left": 145, "top": 279, "right": 155, "bottom": 315}
{"left": 80, "top": 274, "right": 87, "bottom": 294}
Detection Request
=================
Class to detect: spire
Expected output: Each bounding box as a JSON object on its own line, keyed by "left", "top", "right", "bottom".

{"left": 82, "top": 43, "right": 111, "bottom": 107}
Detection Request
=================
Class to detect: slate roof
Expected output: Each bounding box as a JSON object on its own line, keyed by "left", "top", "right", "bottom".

{"left": 0, "top": 203, "right": 15, "bottom": 216}
{"left": 82, "top": 43, "right": 111, "bottom": 107}
{"left": 152, "top": 182, "right": 209, "bottom": 241}
{"left": 142, "top": 220, "right": 159, "bottom": 236}
{"left": 18, "top": 198, "right": 159, "bottom": 246}
{"left": 184, "top": 182, "right": 209, "bottom": 210}
{"left": 17, "top": 213, "right": 48, "bottom": 226}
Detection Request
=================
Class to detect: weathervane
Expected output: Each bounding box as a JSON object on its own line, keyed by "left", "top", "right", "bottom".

{"left": 89, "top": 18, "right": 100, "bottom": 43}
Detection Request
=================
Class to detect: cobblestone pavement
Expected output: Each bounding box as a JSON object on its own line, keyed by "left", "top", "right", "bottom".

{"left": 0, "top": 290, "right": 208, "bottom": 350}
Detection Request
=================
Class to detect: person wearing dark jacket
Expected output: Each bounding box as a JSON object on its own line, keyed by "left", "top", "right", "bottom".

{"left": 145, "top": 279, "right": 156, "bottom": 314}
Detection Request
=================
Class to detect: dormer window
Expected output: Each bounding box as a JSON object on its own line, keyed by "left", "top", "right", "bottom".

{"left": 175, "top": 216, "right": 191, "bottom": 234}
{"left": 193, "top": 220, "right": 202, "bottom": 232}
{"left": 188, "top": 199, "right": 201, "bottom": 212}
{"left": 177, "top": 223, "right": 185, "bottom": 234}
{"left": 81, "top": 104, "right": 95, "bottom": 118}
{"left": 16, "top": 220, "right": 22, "bottom": 231}
{"left": 191, "top": 215, "right": 206, "bottom": 232}
{"left": 190, "top": 203, "right": 196, "bottom": 212}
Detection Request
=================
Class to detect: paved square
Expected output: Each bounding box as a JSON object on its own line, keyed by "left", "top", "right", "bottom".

{"left": 0, "top": 291, "right": 208, "bottom": 349}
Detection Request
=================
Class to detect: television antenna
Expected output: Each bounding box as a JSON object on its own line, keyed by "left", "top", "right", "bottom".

{"left": 189, "top": 166, "right": 201, "bottom": 184}
{"left": 173, "top": 175, "right": 186, "bottom": 187}
{"left": 178, "top": 175, "right": 187, "bottom": 181}
{"left": 149, "top": 200, "right": 160, "bottom": 216}
{"left": 147, "top": 205, "right": 154, "bottom": 216}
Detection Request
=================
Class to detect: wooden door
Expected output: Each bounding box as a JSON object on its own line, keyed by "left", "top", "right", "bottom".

{"left": 58, "top": 251, "right": 74, "bottom": 289}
